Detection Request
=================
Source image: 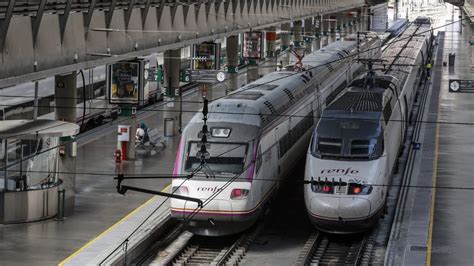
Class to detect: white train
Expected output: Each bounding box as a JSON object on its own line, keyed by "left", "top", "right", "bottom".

{"left": 170, "top": 33, "right": 382, "bottom": 236}
{"left": 304, "top": 17, "right": 433, "bottom": 234}
{"left": 0, "top": 54, "right": 200, "bottom": 130}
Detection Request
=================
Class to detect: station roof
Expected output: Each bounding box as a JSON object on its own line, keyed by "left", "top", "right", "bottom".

{"left": 0, "top": 119, "right": 79, "bottom": 139}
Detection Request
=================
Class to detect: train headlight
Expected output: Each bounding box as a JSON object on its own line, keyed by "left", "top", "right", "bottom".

{"left": 348, "top": 184, "right": 373, "bottom": 195}
{"left": 211, "top": 128, "right": 231, "bottom": 138}
{"left": 172, "top": 186, "right": 189, "bottom": 196}
{"left": 310, "top": 178, "right": 334, "bottom": 194}
{"left": 230, "top": 188, "right": 249, "bottom": 200}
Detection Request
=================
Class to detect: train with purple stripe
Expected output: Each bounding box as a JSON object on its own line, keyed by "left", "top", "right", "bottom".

{"left": 171, "top": 33, "right": 382, "bottom": 236}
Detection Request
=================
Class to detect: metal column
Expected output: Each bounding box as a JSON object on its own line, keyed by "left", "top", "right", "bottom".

{"left": 163, "top": 49, "right": 181, "bottom": 136}
{"left": 226, "top": 35, "right": 239, "bottom": 93}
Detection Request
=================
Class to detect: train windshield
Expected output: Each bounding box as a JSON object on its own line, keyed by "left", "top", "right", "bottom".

{"left": 185, "top": 141, "right": 248, "bottom": 176}
{"left": 311, "top": 118, "right": 383, "bottom": 160}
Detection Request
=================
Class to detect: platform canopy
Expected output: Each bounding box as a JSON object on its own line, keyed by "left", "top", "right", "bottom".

{"left": 0, "top": 119, "right": 79, "bottom": 139}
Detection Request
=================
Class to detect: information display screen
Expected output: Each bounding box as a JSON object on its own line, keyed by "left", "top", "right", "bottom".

{"left": 243, "top": 31, "right": 263, "bottom": 59}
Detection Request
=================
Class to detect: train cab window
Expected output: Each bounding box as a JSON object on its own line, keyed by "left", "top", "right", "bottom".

{"left": 383, "top": 104, "right": 392, "bottom": 124}
{"left": 314, "top": 137, "right": 342, "bottom": 156}
{"left": 185, "top": 142, "right": 248, "bottom": 176}
{"left": 351, "top": 139, "right": 373, "bottom": 155}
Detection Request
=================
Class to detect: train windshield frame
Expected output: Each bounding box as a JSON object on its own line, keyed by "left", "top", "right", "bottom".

{"left": 184, "top": 141, "right": 249, "bottom": 177}
{"left": 310, "top": 118, "right": 384, "bottom": 160}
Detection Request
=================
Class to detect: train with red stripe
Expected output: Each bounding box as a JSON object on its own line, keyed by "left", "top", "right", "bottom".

{"left": 304, "top": 17, "right": 433, "bottom": 234}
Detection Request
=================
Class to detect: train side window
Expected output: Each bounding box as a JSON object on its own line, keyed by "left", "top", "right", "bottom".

{"left": 255, "top": 146, "right": 262, "bottom": 175}
{"left": 383, "top": 103, "right": 392, "bottom": 124}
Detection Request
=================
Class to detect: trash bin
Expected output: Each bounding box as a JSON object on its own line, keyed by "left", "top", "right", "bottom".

{"left": 449, "top": 53, "right": 455, "bottom": 67}
{"left": 164, "top": 118, "right": 175, "bottom": 137}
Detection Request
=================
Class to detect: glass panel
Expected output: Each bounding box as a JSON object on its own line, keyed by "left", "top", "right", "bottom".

{"left": 350, "top": 138, "right": 381, "bottom": 159}
{"left": 317, "top": 138, "right": 342, "bottom": 155}
{"left": 26, "top": 137, "right": 59, "bottom": 189}
{"left": 185, "top": 142, "right": 247, "bottom": 176}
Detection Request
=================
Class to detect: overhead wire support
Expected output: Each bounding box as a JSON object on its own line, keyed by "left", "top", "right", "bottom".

{"left": 115, "top": 174, "right": 203, "bottom": 207}
{"left": 196, "top": 98, "right": 215, "bottom": 178}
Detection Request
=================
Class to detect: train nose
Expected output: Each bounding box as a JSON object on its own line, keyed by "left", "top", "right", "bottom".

{"left": 338, "top": 198, "right": 371, "bottom": 219}
{"left": 309, "top": 196, "right": 340, "bottom": 218}
{"left": 309, "top": 197, "right": 371, "bottom": 219}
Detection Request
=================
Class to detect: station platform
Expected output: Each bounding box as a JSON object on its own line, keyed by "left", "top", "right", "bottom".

{"left": 429, "top": 14, "right": 474, "bottom": 266}
{"left": 385, "top": 10, "right": 474, "bottom": 265}
{"left": 0, "top": 58, "right": 282, "bottom": 265}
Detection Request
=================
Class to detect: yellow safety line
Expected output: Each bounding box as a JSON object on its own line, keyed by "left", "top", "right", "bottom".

{"left": 426, "top": 92, "right": 441, "bottom": 266}
{"left": 58, "top": 183, "right": 171, "bottom": 266}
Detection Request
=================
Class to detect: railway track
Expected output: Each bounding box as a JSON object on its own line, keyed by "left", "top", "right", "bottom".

{"left": 148, "top": 223, "right": 263, "bottom": 265}
{"left": 297, "top": 228, "right": 379, "bottom": 266}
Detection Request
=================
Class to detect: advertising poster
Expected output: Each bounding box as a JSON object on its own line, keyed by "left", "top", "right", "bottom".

{"left": 243, "top": 31, "right": 263, "bottom": 59}
{"left": 108, "top": 61, "right": 141, "bottom": 104}
{"left": 193, "top": 42, "right": 219, "bottom": 70}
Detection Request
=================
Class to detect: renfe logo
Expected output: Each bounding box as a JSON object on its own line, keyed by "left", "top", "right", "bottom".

{"left": 197, "top": 186, "right": 222, "bottom": 192}
{"left": 320, "top": 167, "right": 359, "bottom": 175}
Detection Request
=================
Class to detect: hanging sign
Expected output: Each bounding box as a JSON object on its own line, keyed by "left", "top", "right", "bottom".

{"left": 192, "top": 42, "right": 220, "bottom": 70}
{"left": 449, "top": 79, "right": 474, "bottom": 92}
{"left": 243, "top": 31, "right": 263, "bottom": 59}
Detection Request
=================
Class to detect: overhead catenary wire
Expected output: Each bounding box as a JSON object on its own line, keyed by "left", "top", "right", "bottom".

{"left": 1, "top": 18, "right": 473, "bottom": 174}
{"left": 67, "top": 18, "right": 474, "bottom": 260}
{"left": 5, "top": 168, "right": 474, "bottom": 191}
{"left": 0, "top": 18, "right": 467, "bottom": 187}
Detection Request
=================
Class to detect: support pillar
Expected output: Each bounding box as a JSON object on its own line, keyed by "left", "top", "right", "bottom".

{"left": 335, "top": 15, "right": 342, "bottom": 41}
{"left": 357, "top": 9, "right": 363, "bottom": 32}
{"left": 247, "top": 59, "right": 259, "bottom": 84}
{"left": 226, "top": 35, "right": 239, "bottom": 94}
{"left": 281, "top": 23, "right": 291, "bottom": 65}
{"left": 163, "top": 49, "right": 181, "bottom": 136}
{"left": 347, "top": 17, "right": 353, "bottom": 35}
{"left": 54, "top": 72, "right": 77, "bottom": 214}
{"left": 321, "top": 15, "right": 329, "bottom": 47}
{"left": 55, "top": 73, "right": 76, "bottom": 122}
{"left": 304, "top": 18, "right": 313, "bottom": 51}
{"left": 266, "top": 26, "right": 277, "bottom": 58}
{"left": 293, "top": 20, "right": 303, "bottom": 47}
{"left": 313, "top": 15, "right": 321, "bottom": 51}
{"left": 352, "top": 14, "right": 357, "bottom": 34}
{"left": 328, "top": 15, "right": 336, "bottom": 44}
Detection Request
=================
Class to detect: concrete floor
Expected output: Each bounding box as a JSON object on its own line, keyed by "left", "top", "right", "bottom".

{"left": 430, "top": 13, "right": 474, "bottom": 266}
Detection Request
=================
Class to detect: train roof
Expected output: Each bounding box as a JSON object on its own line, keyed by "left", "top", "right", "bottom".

{"left": 326, "top": 91, "right": 383, "bottom": 112}
{"left": 190, "top": 39, "right": 370, "bottom": 128}
{"left": 0, "top": 66, "right": 106, "bottom": 109}
{"left": 317, "top": 109, "right": 382, "bottom": 139}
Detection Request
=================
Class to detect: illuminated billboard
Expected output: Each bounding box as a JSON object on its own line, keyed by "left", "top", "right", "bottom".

{"left": 108, "top": 60, "right": 144, "bottom": 104}
{"left": 192, "top": 42, "right": 220, "bottom": 70}
{"left": 243, "top": 31, "right": 263, "bottom": 59}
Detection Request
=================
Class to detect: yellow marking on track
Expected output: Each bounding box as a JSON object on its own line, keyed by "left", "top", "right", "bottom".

{"left": 426, "top": 92, "right": 441, "bottom": 266}
{"left": 58, "top": 183, "right": 171, "bottom": 266}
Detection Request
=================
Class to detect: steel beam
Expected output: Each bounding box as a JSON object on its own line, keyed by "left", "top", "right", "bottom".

{"left": 83, "top": 0, "right": 97, "bottom": 29}
{"left": 125, "top": 0, "right": 137, "bottom": 27}
{"left": 59, "top": 0, "right": 73, "bottom": 43}
{"left": 31, "top": 0, "right": 47, "bottom": 47}
{"left": 0, "top": 0, "right": 15, "bottom": 51}
{"left": 105, "top": 0, "right": 118, "bottom": 29}
{"left": 141, "top": 0, "right": 152, "bottom": 27}
{"left": 0, "top": 0, "right": 367, "bottom": 86}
